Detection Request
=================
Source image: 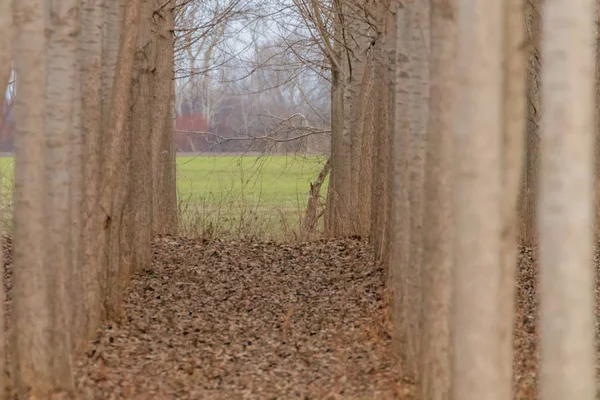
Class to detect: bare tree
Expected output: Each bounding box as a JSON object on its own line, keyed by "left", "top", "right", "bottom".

{"left": 538, "top": 0, "right": 596, "bottom": 397}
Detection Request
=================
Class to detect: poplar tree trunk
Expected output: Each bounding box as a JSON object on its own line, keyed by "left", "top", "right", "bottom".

{"left": 419, "top": 0, "right": 457, "bottom": 397}
{"left": 152, "top": 0, "right": 178, "bottom": 234}
{"left": 538, "top": 0, "right": 596, "bottom": 397}
{"left": 128, "top": 0, "right": 154, "bottom": 272}
{"left": 45, "top": 0, "right": 82, "bottom": 390}
{"left": 498, "top": 0, "right": 526, "bottom": 395}
{"left": 11, "top": 0, "right": 53, "bottom": 395}
{"left": 451, "top": 0, "right": 504, "bottom": 398}
{"left": 98, "top": 0, "right": 142, "bottom": 321}
{"left": 81, "top": 0, "right": 105, "bottom": 338}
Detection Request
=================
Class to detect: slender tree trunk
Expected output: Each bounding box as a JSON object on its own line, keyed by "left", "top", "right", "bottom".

{"left": 98, "top": 0, "right": 142, "bottom": 320}
{"left": 152, "top": 0, "right": 177, "bottom": 234}
{"left": 371, "top": 0, "right": 395, "bottom": 263}
{"left": 45, "top": 0, "right": 82, "bottom": 391}
{"left": 128, "top": 0, "right": 154, "bottom": 272}
{"left": 11, "top": 0, "right": 53, "bottom": 395}
{"left": 538, "top": 0, "right": 596, "bottom": 398}
{"left": 451, "top": 0, "right": 503, "bottom": 397}
{"left": 498, "top": 0, "right": 526, "bottom": 396}
{"left": 0, "top": 2, "right": 10, "bottom": 396}
{"left": 81, "top": 0, "right": 105, "bottom": 338}
{"left": 519, "top": 0, "right": 542, "bottom": 246}
{"left": 389, "top": 0, "right": 411, "bottom": 378}
{"left": 419, "top": 0, "right": 457, "bottom": 397}
{"left": 400, "top": 0, "right": 430, "bottom": 380}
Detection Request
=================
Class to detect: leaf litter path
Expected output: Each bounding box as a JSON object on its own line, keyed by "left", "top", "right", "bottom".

{"left": 72, "top": 237, "right": 410, "bottom": 399}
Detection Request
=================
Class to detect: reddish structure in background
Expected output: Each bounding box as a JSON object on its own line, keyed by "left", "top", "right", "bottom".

{"left": 174, "top": 112, "right": 210, "bottom": 152}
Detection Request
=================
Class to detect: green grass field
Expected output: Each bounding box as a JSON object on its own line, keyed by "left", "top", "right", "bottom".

{"left": 0, "top": 154, "right": 329, "bottom": 239}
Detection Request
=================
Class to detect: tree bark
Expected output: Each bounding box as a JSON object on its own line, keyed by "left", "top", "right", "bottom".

{"left": 128, "top": 0, "right": 154, "bottom": 272}
{"left": 98, "top": 0, "right": 142, "bottom": 321}
{"left": 419, "top": 0, "right": 456, "bottom": 397}
{"left": 151, "top": 0, "right": 177, "bottom": 234}
{"left": 45, "top": 0, "right": 83, "bottom": 391}
{"left": 451, "top": 0, "right": 504, "bottom": 398}
{"left": 538, "top": 0, "right": 596, "bottom": 397}
{"left": 11, "top": 0, "right": 53, "bottom": 395}
{"left": 81, "top": 0, "right": 105, "bottom": 338}
{"left": 498, "top": 0, "right": 526, "bottom": 395}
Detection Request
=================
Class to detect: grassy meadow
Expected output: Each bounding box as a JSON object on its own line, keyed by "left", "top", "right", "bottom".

{"left": 0, "top": 154, "right": 329, "bottom": 240}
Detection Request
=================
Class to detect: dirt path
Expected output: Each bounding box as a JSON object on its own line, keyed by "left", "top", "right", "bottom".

{"left": 71, "top": 237, "right": 408, "bottom": 399}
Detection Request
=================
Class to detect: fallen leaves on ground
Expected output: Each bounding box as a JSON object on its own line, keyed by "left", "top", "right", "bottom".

{"left": 1, "top": 236, "right": 591, "bottom": 399}
{"left": 72, "top": 236, "right": 407, "bottom": 399}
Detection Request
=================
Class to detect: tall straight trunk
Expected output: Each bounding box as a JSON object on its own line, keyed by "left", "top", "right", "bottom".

{"left": 498, "top": 0, "right": 526, "bottom": 396}
{"left": 519, "top": 0, "right": 542, "bottom": 246}
{"left": 152, "top": 0, "right": 177, "bottom": 234}
{"left": 45, "top": 0, "right": 82, "bottom": 391}
{"left": 98, "top": 0, "right": 142, "bottom": 320}
{"left": 81, "top": 0, "right": 105, "bottom": 338}
{"left": 371, "top": 0, "right": 395, "bottom": 263}
{"left": 128, "top": 0, "right": 154, "bottom": 272}
{"left": 11, "top": 0, "right": 52, "bottom": 395}
{"left": 70, "top": 41, "right": 86, "bottom": 353}
{"left": 538, "top": 0, "right": 596, "bottom": 398}
{"left": 451, "top": 0, "right": 503, "bottom": 398}
{"left": 595, "top": 0, "right": 600, "bottom": 240}
{"left": 389, "top": 0, "right": 411, "bottom": 378}
{"left": 0, "top": 1, "right": 11, "bottom": 123}
{"left": 400, "top": 0, "right": 430, "bottom": 380}
{"left": 0, "top": 1, "right": 10, "bottom": 396}
{"left": 419, "top": 0, "right": 457, "bottom": 397}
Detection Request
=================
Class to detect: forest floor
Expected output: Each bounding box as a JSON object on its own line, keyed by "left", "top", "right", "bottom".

{"left": 0, "top": 236, "right": 565, "bottom": 399}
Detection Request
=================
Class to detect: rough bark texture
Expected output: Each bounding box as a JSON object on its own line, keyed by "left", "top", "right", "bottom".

{"left": 389, "top": 0, "right": 411, "bottom": 381}
{"left": 498, "top": 0, "right": 526, "bottom": 396}
{"left": 45, "top": 0, "right": 82, "bottom": 391}
{"left": 151, "top": 0, "right": 177, "bottom": 235}
{"left": 400, "top": 0, "right": 429, "bottom": 380}
{"left": 371, "top": 0, "right": 396, "bottom": 263}
{"left": 81, "top": 0, "right": 105, "bottom": 339}
{"left": 519, "top": 0, "right": 541, "bottom": 246}
{"left": 0, "top": 1, "right": 10, "bottom": 395}
{"left": 11, "top": 0, "right": 53, "bottom": 395}
{"left": 98, "top": 0, "right": 142, "bottom": 321}
{"left": 418, "top": 0, "right": 456, "bottom": 397}
{"left": 538, "top": 0, "right": 596, "bottom": 397}
{"left": 451, "top": 0, "right": 503, "bottom": 398}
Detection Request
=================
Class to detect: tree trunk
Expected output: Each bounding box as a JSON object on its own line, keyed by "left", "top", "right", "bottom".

{"left": 81, "top": 0, "right": 105, "bottom": 338}
{"left": 128, "top": 0, "right": 154, "bottom": 272}
{"left": 400, "top": 0, "right": 430, "bottom": 380}
{"left": 151, "top": 0, "right": 177, "bottom": 234}
{"left": 44, "top": 0, "right": 83, "bottom": 391}
{"left": 538, "top": 0, "right": 596, "bottom": 397}
{"left": 11, "top": 0, "right": 53, "bottom": 395}
{"left": 389, "top": 0, "right": 411, "bottom": 380}
{"left": 519, "top": 0, "right": 542, "bottom": 246}
{"left": 0, "top": 1, "right": 10, "bottom": 396}
{"left": 451, "top": 0, "right": 504, "bottom": 397}
{"left": 419, "top": 0, "right": 457, "bottom": 397}
{"left": 371, "top": 0, "right": 395, "bottom": 263}
{"left": 498, "top": 0, "right": 526, "bottom": 395}
{"left": 98, "top": 0, "right": 142, "bottom": 321}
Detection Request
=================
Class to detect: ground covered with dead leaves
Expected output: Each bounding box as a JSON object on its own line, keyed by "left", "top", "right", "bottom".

{"left": 72, "top": 237, "right": 407, "bottom": 399}
{"left": 0, "top": 236, "right": 595, "bottom": 399}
